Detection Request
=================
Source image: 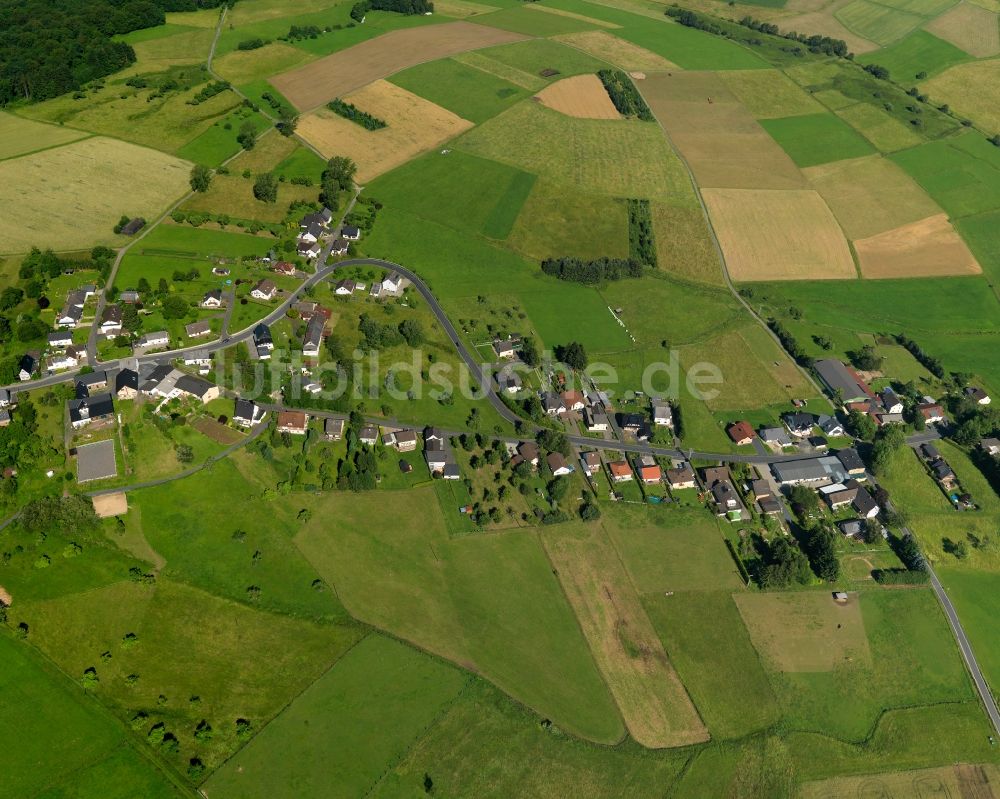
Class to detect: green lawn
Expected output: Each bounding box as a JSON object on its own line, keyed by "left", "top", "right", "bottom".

{"left": 0, "top": 635, "right": 184, "bottom": 799}
{"left": 761, "top": 113, "right": 876, "bottom": 167}
{"left": 204, "top": 634, "right": 468, "bottom": 798}
{"left": 389, "top": 57, "right": 529, "bottom": 124}
{"left": 857, "top": 29, "right": 971, "bottom": 81}
{"left": 934, "top": 568, "right": 1000, "bottom": 700}
{"left": 137, "top": 223, "right": 276, "bottom": 258}
{"left": 273, "top": 145, "right": 327, "bottom": 182}
{"left": 643, "top": 590, "right": 781, "bottom": 739}
{"left": 293, "top": 488, "right": 625, "bottom": 743}
{"left": 175, "top": 108, "right": 272, "bottom": 167}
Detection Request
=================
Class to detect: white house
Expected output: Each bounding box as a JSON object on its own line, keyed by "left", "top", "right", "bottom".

{"left": 98, "top": 305, "right": 122, "bottom": 337}
{"left": 652, "top": 403, "right": 673, "bottom": 427}
{"left": 201, "top": 289, "right": 224, "bottom": 308}
{"left": 233, "top": 399, "right": 264, "bottom": 428}
{"left": 138, "top": 331, "right": 169, "bottom": 349}
{"left": 250, "top": 280, "right": 277, "bottom": 301}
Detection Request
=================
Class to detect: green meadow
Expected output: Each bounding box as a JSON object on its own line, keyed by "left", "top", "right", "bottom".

{"left": 857, "top": 29, "right": 971, "bottom": 80}
{"left": 761, "top": 113, "right": 876, "bottom": 167}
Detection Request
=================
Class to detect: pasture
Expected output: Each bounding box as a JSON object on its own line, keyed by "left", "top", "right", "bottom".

{"left": 833, "top": 102, "right": 923, "bottom": 152}
{"left": 175, "top": 107, "right": 271, "bottom": 167}
{"left": 718, "top": 69, "right": 826, "bottom": 119}
{"left": 455, "top": 100, "right": 694, "bottom": 202}
{"left": 643, "top": 591, "right": 782, "bottom": 739}
{"left": 212, "top": 42, "right": 312, "bottom": 86}
{"left": 553, "top": 30, "right": 677, "bottom": 71}
{"left": 935, "top": 568, "right": 1000, "bottom": 696}
{"left": 603, "top": 506, "right": 743, "bottom": 592}
{"left": 761, "top": 113, "right": 875, "bottom": 168}
{"left": 182, "top": 173, "right": 318, "bottom": 223}
{"left": 452, "top": 50, "right": 548, "bottom": 91}
{"left": 0, "top": 112, "right": 88, "bottom": 160}
{"left": 854, "top": 212, "right": 981, "bottom": 278}
{"left": 11, "top": 578, "right": 361, "bottom": 771}
{"left": 640, "top": 72, "right": 808, "bottom": 191}
{"left": 388, "top": 57, "right": 528, "bottom": 123}
{"left": 298, "top": 81, "right": 473, "bottom": 182}
{"left": 702, "top": 188, "right": 856, "bottom": 281}
{"left": 294, "top": 488, "right": 625, "bottom": 743}
{"left": 471, "top": 37, "right": 609, "bottom": 80}
{"left": 835, "top": 0, "right": 926, "bottom": 46}
{"left": 0, "top": 137, "right": 190, "bottom": 253}
{"left": 228, "top": 129, "right": 297, "bottom": 174}
{"left": 921, "top": 58, "right": 1000, "bottom": 133}
{"left": 0, "top": 636, "right": 182, "bottom": 799}
{"left": 800, "top": 764, "right": 1000, "bottom": 799}
{"left": 515, "top": 280, "right": 634, "bottom": 353}
{"left": 803, "top": 154, "right": 943, "bottom": 239}
{"left": 270, "top": 22, "right": 526, "bottom": 110}
{"left": 925, "top": 0, "right": 1000, "bottom": 55}
{"left": 507, "top": 179, "right": 629, "bottom": 260}
{"left": 473, "top": 4, "right": 602, "bottom": 35}
{"left": 137, "top": 223, "right": 274, "bottom": 258}
{"left": 535, "top": 74, "right": 621, "bottom": 119}
{"left": 649, "top": 203, "right": 724, "bottom": 285}
{"left": 542, "top": 523, "right": 708, "bottom": 748}
{"left": 204, "top": 634, "right": 469, "bottom": 799}
{"left": 735, "top": 591, "right": 871, "bottom": 672}
{"left": 857, "top": 29, "right": 971, "bottom": 79}
{"left": 890, "top": 132, "right": 1000, "bottom": 218}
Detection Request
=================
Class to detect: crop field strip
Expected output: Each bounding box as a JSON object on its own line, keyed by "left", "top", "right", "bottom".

{"left": 924, "top": 0, "right": 1000, "bottom": 55}
{"left": 270, "top": 22, "right": 528, "bottom": 110}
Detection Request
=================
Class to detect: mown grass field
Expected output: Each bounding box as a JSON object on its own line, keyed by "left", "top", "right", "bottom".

{"left": 294, "top": 487, "right": 624, "bottom": 744}
{"left": 175, "top": 107, "right": 271, "bottom": 167}
{"left": 0, "top": 137, "right": 190, "bottom": 253}
{"left": 0, "top": 111, "right": 88, "bottom": 160}
{"left": 921, "top": 57, "right": 1000, "bottom": 134}
{"left": 834, "top": 102, "right": 924, "bottom": 152}
{"left": 718, "top": 69, "right": 826, "bottom": 119}
{"left": 761, "top": 113, "right": 876, "bottom": 168}
{"left": 204, "top": 634, "right": 469, "bottom": 798}
{"left": 0, "top": 636, "right": 184, "bottom": 799}
{"left": 857, "top": 29, "right": 971, "bottom": 79}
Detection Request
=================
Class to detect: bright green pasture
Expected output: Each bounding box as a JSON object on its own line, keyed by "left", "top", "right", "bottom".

{"left": 644, "top": 591, "right": 781, "bottom": 739}
{"left": 273, "top": 144, "right": 327, "bottom": 181}
{"left": 518, "top": 281, "right": 632, "bottom": 353}
{"left": 137, "top": 224, "right": 275, "bottom": 258}
{"left": 0, "top": 636, "right": 183, "bottom": 799}
{"left": 474, "top": 38, "right": 609, "bottom": 79}
{"left": 761, "top": 113, "right": 876, "bottom": 167}
{"left": 175, "top": 107, "right": 271, "bottom": 167}
{"left": 935, "top": 568, "right": 1000, "bottom": 699}
{"left": 890, "top": 132, "right": 1000, "bottom": 219}
{"left": 294, "top": 487, "right": 625, "bottom": 743}
{"left": 857, "top": 29, "right": 971, "bottom": 80}
{"left": 366, "top": 149, "right": 535, "bottom": 240}
{"left": 205, "top": 634, "right": 468, "bottom": 799}
{"left": 389, "top": 57, "right": 528, "bottom": 124}
{"left": 835, "top": 0, "right": 926, "bottom": 46}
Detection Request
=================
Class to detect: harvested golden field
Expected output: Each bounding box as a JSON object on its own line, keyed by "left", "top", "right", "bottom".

{"left": 922, "top": 58, "right": 1000, "bottom": 132}
{"left": 801, "top": 764, "right": 1000, "bottom": 799}
{"left": 554, "top": 30, "right": 676, "bottom": 70}
{"left": 0, "top": 137, "right": 190, "bottom": 253}
{"left": 855, "top": 213, "right": 981, "bottom": 278}
{"left": 735, "top": 591, "right": 872, "bottom": 672}
{"left": 702, "top": 188, "right": 856, "bottom": 281}
{"left": 526, "top": 4, "right": 621, "bottom": 28}
{"left": 542, "top": 523, "right": 709, "bottom": 748}
{"left": 0, "top": 112, "right": 88, "bottom": 160}
{"left": 718, "top": 69, "right": 825, "bottom": 119}
{"left": 535, "top": 74, "right": 621, "bottom": 119}
{"left": 925, "top": 1, "right": 1000, "bottom": 56}
{"left": 297, "top": 80, "right": 473, "bottom": 182}
{"left": 212, "top": 43, "right": 312, "bottom": 86}
{"left": 433, "top": 0, "right": 499, "bottom": 15}
{"left": 781, "top": 0, "right": 880, "bottom": 54}
{"left": 641, "top": 72, "right": 807, "bottom": 190}
{"left": 271, "top": 22, "right": 527, "bottom": 110}
{"left": 804, "top": 154, "right": 942, "bottom": 239}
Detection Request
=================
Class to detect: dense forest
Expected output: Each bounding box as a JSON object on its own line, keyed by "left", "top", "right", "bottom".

{"left": 0, "top": 0, "right": 229, "bottom": 106}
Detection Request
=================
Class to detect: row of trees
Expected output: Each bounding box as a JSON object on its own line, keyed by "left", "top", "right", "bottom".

{"left": 350, "top": 0, "right": 433, "bottom": 22}
{"left": 596, "top": 69, "right": 653, "bottom": 121}
{"left": 328, "top": 98, "right": 387, "bottom": 130}
{"left": 540, "top": 256, "right": 643, "bottom": 284}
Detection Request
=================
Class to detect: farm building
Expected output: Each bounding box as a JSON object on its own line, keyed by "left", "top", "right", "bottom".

{"left": 815, "top": 359, "right": 872, "bottom": 404}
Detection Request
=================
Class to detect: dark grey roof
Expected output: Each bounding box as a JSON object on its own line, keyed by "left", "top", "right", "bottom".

{"left": 442, "top": 463, "right": 461, "bottom": 478}
{"left": 303, "top": 315, "right": 325, "bottom": 349}
{"left": 115, "top": 369, "right": 139, "bottom": 393}
{"left": 342, "top": 225, "right": 361, "bottom": 237}
{"left": 253, "top": 323, "right": 272, "bottom": 345}
{"left": 783, "top": 412, "right": 815, "bottom": 430}
{"left": 836, "top": 448, "right": 865, "bottom": 472}
{"left": 175, "top": 375, "right": 214, "bottom": 398}
{"left": 234, "top": 398, "right": 257, "bottom": 421}
{"left": 852, "top": 489, "right": 879, "bottom": 516}
{"left": 69, "top": 392, "right": 114, "bottom": 422}
{"left": 815, "top": 359, "right": 870, "bottom": 402}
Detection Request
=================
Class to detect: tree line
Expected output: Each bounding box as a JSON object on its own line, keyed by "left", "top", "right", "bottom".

{"left": 350, "top": 0, "right": 433, "bottom": 23}
{"left": 540, "top": 256, "right": 643, "bottom": 284}
{"left": 328, "top": 98, "right": 387, "bottom": 130}
{"left": 894, "top": 333, "right": 945, "bottom": 379}
{"left": 627, "top": 199, "right": 657, "bottom": 268}
{"left": 596, "top": 69, "right": 653, "bottom": 121}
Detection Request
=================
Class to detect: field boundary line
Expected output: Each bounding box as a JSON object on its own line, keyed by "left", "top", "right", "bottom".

{"left": 0, "top": 132, "right": 95, "bottom": 164}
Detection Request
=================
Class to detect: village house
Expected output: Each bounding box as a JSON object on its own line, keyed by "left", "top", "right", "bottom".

{"left": 584, "top": 406, "right": 609, "bottom": 432}
{"left": 966, "top": 386, "right": 991, "bottom": 405}
{"left": 324, "top": 417, "right": 345, "bottom": 441}
{"left": 359, "top": 425, "right": 379, "bottom": 446}
{"left": 442, "top": 463, "right": 461, "bottom": 480}
{"left": 852, "top": 486, "right": 880, "bottom": 519}
{"left": 609, "top": 460, "right": 632, "bottom": 482}
{"left": 233, "top": 398, "right": 265, "bottom": 428}
{"left": 297, "top": 240, "right": 322, "bottom": 260}
{"left": 276, "top": 410, "right": 308, "bottom": 435}
{"left": 253, "top": 323, "right": 273, "bottom": 359}
{"left": 424, "top": 438, "right": 449, "bottom": 472}
{"left": 120, "top": 289, "right": 140, "bottom": 305}
{"left": 497, "top": 371, "right": 522, "bottom": 394}
{"left": 666, "top": 461, "right": 696, "bottom": 490}
{"left": 880, "top": 387, "right": 904, "bottom": 415}
{"left": 918, "top": 402, "right": 946, "bottom": 424}
{"left": 0, "top": 390, "right": 10, "bottom": 408}
{"left": 516, "top": 441, "right": 540, "bottom": 467}
{"left": 68, "top": 393, "right": 114, "bottom": 429}
{"left": 639, "top": 462, "right": 662, "bottom": 485}
{"left": 561, "top": 390, "right": 585, "bottom": 412}
{"left": 18, "top": 353, "right": 38, "bottom": 381}
{"left": 98, "top": 305, "right": 123, "bottom": 337}
{"left": 140, "top": 365, "right": 182, "bottom": 398}
{"left": 979, "top": 438, "right": 1000, "bottom": 457}
{"left": 47, "top": 346, "right": 84, "bottom": 373}
{"left": 384, "top": 429, "right": 418, "bottom": 452}
{"left": 300, "top": 208, "right": 332, "bottom": 229}
{"left": 75, "top": 370, "right": 108, "bottom": 396}
{"left": 115, "top": 368, "right": 139, "bottom": 400}
{"left": 727, "top": 420, "right": 755, "bottom": 446}
{"left": 298, "top": 222, "right": 325, "bottom": 245}
{"left": 547, "top": 451, "right": 573, "bottom": 477}
{"left": 201, "top": 289, "right": 224, "bottom": 308}
{"left": 138, "top": 330, "right": 169, "bottom": 350}
{"left": 760, "top": 427, "right": 793, "bottom": 449}
{"left": 652, "top": 402, "right": 673, "bottom": 427}
{"left": 47, "top": 330, "right": 74, "bottom": 349}
{"left": 56, "top": 290, "right": 86, "bottom": 328}
{"left": 330, "top": 239, "right": 350, "bottom": 256}
{"left": 272, "top": 261, "right": 296, "bottom": 276}
{"left": 493, "top": 338, "right": 518, "bottom": 360}
{"left": 335, "top": 279, "right": 356, "bottom": 296}
{"left": 581, "top": 451, "right": 602, "bottom": 476}
{"left": 783, "top": 412, "right": 815, "bottom": 438}
{"left": 819, "top": 482, "right": 858, "bottom": 511}
{"left": 542, "top": 392, "right": 566, "bottom": 416}
{"left": 836, "top": 448, "right": 867, "bottom": 478}
{"left": 818, "top": 414, "right": 845, "bottom": 438}
{"left": 342, "top": 225, "right": 361, "bottom": 241}
{"left": 175, "top": 375, "right": 220, "bottom": 404}
{"left": 302, "top": 314, "right": 326, "bottom": 357}
{"left": 250, "top": 279, "right": 278, "bottom": 301}
{"left": 380, "top": 273, "right": 404, "bottom": 296}
{"left": 815, "top": 359, "right": 873, "bottom": 404}
{"left": 185, "top": 320, "right": 212, "bottom": 339}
